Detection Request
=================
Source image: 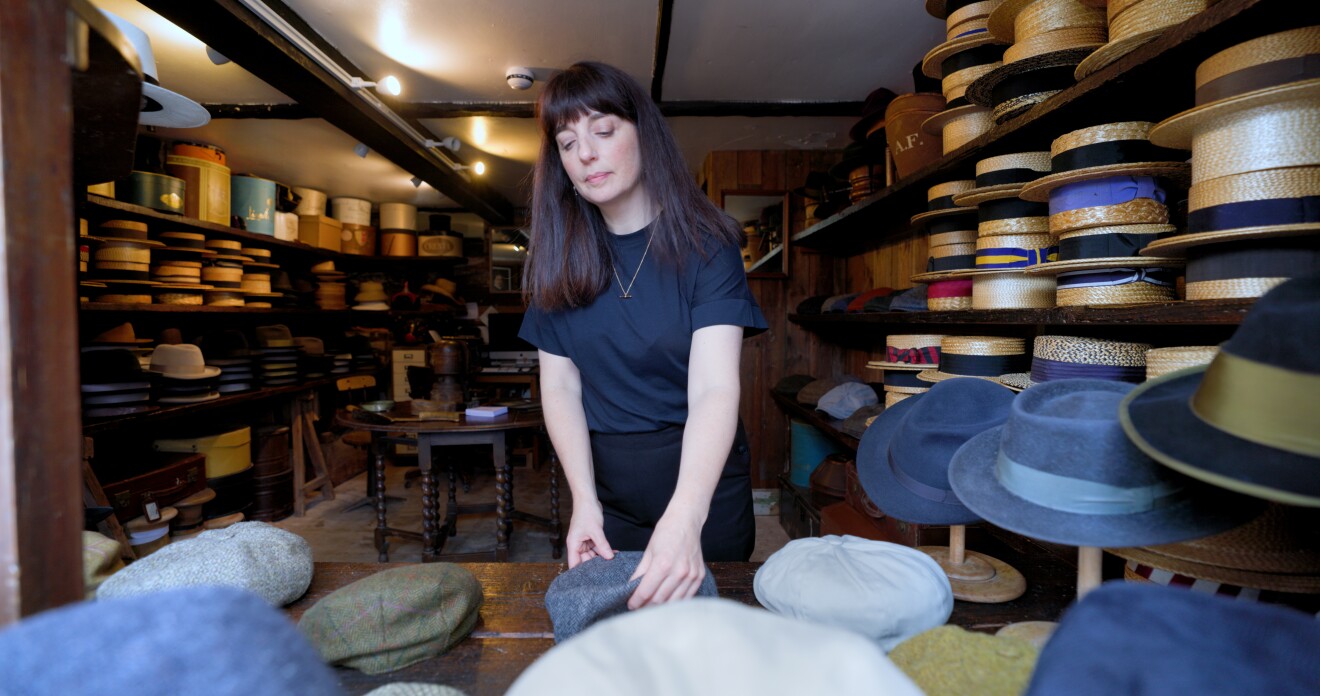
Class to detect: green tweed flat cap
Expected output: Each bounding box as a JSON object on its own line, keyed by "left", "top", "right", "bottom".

{"left": 890, "top": 625, "right": 1039, "bottom": 696}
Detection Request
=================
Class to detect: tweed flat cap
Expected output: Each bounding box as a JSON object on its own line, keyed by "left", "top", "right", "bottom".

{"left": 754, "top": 535, "right": 953, "bottom": 651}
{"left": 507, "top": 598, "right": 924, "bottom": 696}
{"left": 363, "top": 685, "right": 468, "bottom": 696}
{"left": 841, "top": 403, "right": 886, "bottom": 438}
{"left": 891, "top": 625, "right": 1039, "bottom": 696}
{"left": 797, "top": 375, "right": 861, "bottom": 406}
{"left": 544, "top": 552, "right": 718, "bottom": 643}
{"left": 82, "top": 531, "right": 125, "bottom": 600}
{"left": 299, "top": 564, "right": 482, "bottom": 675}
{"left": 817, "top": 382, "right": 879, "bottom": 419}
{"left": 0, "top": 586, "right": 345, "bottom": 696}
{"left": 97, "top": 522, "right": 313, "bottom": 606}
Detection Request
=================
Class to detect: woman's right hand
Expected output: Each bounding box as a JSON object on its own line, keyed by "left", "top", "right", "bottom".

{"left": 566, "top": 501, "right": 615, "bottom": 568}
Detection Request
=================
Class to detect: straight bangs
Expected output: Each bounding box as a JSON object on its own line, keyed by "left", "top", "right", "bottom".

{"left": 537, "top": 69, "right": 639, "bottom": 140}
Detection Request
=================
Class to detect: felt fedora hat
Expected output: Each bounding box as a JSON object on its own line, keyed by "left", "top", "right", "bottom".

{"left": 911, "top": 180, "right": 979, "bottom": 225}
{"left": 1121, "top": 276, "right": 1320, "bottom": 506}
{"left": 91, "top": 322, "right": 153, "bottom": 345}
{"left": 953, "top": 152, "right": 1052, "bottom": 206}
{"left": 997, "top": 335, "right": 1151, "bottom": 391}
{"left": 1019, "top": 122, "right": 1190, "bottom": 202}
{"left": 1043, "top": 175, "right": 1174, "bottom": 235}
{"left": 926, "top": 278, "right": 974, "bottom": 310}
{"left": 919, "top": 336, "right": 1028, "bottom": 383}
{"left": 1148, "top": 25, "right": 1320, "bottom": 149}
{"left": 859, "top": 378, "right": 1015, "bottom": 525}
{"left": 100, "top": 11, "right": 210, "bottom": 129}
{"left": 1144, "top": 345, "right": 1218, "bottom": 380}
{"left": 870, "top": 334, "right": 946, "bottom": 370}
{"left": 1026, "top": 223, "right": 1180, "bottom": 273}
{"left": 1074, "top": 0, "right": 1208, "bottom": 80}
{"left": 148, "top": 344, "right": 221, "bottom": 380}
{"left": 849, "top": 87, "right": 898, "bottom": 142}
{"left": 950, "top": 379, "right": 1262, "bottom": 547}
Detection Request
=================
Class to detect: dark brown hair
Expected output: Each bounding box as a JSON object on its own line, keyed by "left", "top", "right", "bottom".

{"left": 523, "top": 61, "right": 742, "bottom": 310}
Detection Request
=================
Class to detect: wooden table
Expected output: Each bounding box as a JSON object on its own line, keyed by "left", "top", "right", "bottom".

{"left": 336, "top": 409, "right": 562, "bottom": 563}
{"left": 290, "top": 558, "right": 1075, "bottom": 695}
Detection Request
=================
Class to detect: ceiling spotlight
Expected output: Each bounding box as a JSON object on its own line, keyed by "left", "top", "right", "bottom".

{"left": 474, "top": 161, "right": 486, "bottom": 176}
{"left": 422, "top": 137, "right": 461, "bottom": 152}
{"left": 455, "top": 161, "right": 487, "bottom": 176}
{"left": 353, "top": 142, "right": 369, "bottom": 158}
{"left": 349, "top": 75, "right": 402, "bottom": 96}
{"left": 205, "top": 46, "right": 230, "bottom": 65}
{"left": 410, "top": 176, "right": 423, "bottom": 188}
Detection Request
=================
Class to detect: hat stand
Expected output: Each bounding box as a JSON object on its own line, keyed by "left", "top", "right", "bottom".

{"left": 1077, "top": 545, "right": 1103, "bottom": 597}
{"left": 918, "top": 524, "right": 1027, "bottom": 603}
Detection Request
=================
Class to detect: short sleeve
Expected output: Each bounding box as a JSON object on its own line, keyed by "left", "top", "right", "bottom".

{"left": 517, "top": 303, "right": 569, "bottom": 358}
{"left": 691, "top": 242, "right": 769, "bottom": 337}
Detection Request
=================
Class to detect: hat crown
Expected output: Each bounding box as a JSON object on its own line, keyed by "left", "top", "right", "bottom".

{"left": 1219, "top": 275, "right": 1320, "bottom": 374}
{"left": 890, "top": 378, "right": 1015, "bottom": 490}
{"left": 102, "top": 12, "right": 158, "bottom": 82}
{"left": 150, "top": 344, "right": 207, "bottom": 373}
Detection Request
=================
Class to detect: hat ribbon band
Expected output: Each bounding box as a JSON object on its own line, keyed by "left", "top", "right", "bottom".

{"left": 927, "top": 214, "right": 978, "bottom": 235}
{"left": 941, "top": 43, "right": 1007, "bottom": 76}
{"left": 1058, "top": 232, "right": 1159, "bottom": 261}
{"left": 1186, "top": 240, "right": 1320, "bottom": 282}
{"left": 928, "top": 278, "right": 973, "bottom": 297}
{"left": 887, "top": 346, "right": 941, "bottom": 365}
{"left": 929, "top": 254, "right": 976, "bottom": 271}
{"left": 975, "top": 167, "right": 1048, "bottom": 188}
{"left": 884, "top": 370, "right": 930, "bottom": 389}
{"left": 975, "top": 245, "right": 1058, "bottom": 269}
{"left": 1189, "top": 350, "right": 1320, "bottom": 458}
{"left": 929, "top": 194, "right": 963, "bottom": 211}
{"left": 941, "top": 353, "right": 1027, "bottom": 377}
{"left": 1195, "top": 54, "right": 1320, "bottom": 106}
{"left": 1187, "top": 195, "right": 1320, "bottom": 234}
{"left": 1056, "top": 268, "right": 1177, "bottom": 289}
{"left": 991, "top": 64, "right": 1077, "bottom": 103}
{"left": 889, "top": 451, "right": 962, "bottom": 505}
{"left": 996, "top": 450, "right": 1186, "bottom": 515}
{"left": 1051, "top": 140, "right": 1187, "bottom": 174}
{"left": 1049, "top": 176, "right": 1166, "bottom": 215}
{"left": 1029, "top": 357, "right": 1145, "bottom": 383}
{"left": 979, "top": 197, "right": 1049, "bottom": 221}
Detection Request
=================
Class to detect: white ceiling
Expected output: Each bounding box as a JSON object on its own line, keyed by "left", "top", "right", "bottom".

{"left": 92, "top": 0, "right": 945, "bottom": 215}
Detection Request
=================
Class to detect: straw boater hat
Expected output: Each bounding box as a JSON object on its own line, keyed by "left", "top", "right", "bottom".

{"left": 922, "top": 104, "right": 996, "bottom": 154}
{"left": 965, "top": 232, "right": 1059, "bottom": 309}
{"left": 1026, "top": 223, "right": 1180, "bottom": 273}
{"left": 1172, "top": 238, "right": 1320, "bottom": 301}
{"left": 868, "top": 334, "right": 945, "bottom": 371}
{"left": 967, "top": 232, "right": 1056, "bottom": 274}
{"left": 1044, "top": 176, "right": 1173, "bottom": 235}
{"left": 911, "top": 242, "right": 977, "bottom": 283}
{"left": 997, "top": 335, "right": 1151, "bottom": 391}
{"left": 918, "top": 336, "right": 1028, "bottom": 383}
{"left": 154, "top": 231, "right": 215, "bottom": 256}
{"left": 975, "top": 196, "right": 1050, "bottom": 237}
{"left": 153, "top": 283, "right": 214, "bottom": 306}
{"left": 910, "top": 180, "right": 978, "bottom": 226}
{"left": 1144, "top": 345, "right": 1218, "bottom": 380}
{"left": 921, "top": 0, "right": 1007, "bottom": 80}
{"left": 926, "top": 278, "right": 974, "bottom": 310}
{"left": 1019, "top": 122, "right": 1190, "bottom": 202}
{"left": 952, "top": 152, "right": 1052, "bottom": 206}
{"left": 1074, "top": 0, "right": 1209, "bottom": 80}
{"left": 1142, "top": 27, "right": 1320, "bottom": 254}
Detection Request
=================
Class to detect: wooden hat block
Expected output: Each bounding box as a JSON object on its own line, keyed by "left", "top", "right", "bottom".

{"left": 918, "top": 524, "right": 1027, "bottom": 603}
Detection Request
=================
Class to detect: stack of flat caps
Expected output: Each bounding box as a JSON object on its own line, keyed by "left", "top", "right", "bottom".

{"left": 967, "top": 0, "right": 1108, "bottom": 123}
{"left": 299, "top": 563, "right": 483, "bottom": 674}
{"left": 921, "top": 0, "right": 1008, "bottom": 153}
{"left": 997, "top": 335, "right": 1151, "bottom": 391}
{"left": 1075, "top": 0, "right": 1209, "bottom": 80}
{"left": 200, "top": 329, "right": 258, "bottom": 394}
{"left": 201, "top": 238, "right": 250, "bottom": 307}
{"left": 544, "top": 552, "right": 718, "bottom": 643}
{"left": 1143, "top": 26, "right": 1320, "bottom": 299}
{"left": 754, "top": 535, "right": 953, "bottom": 651}
{"left": 86, "top": 220, "right": 163, "bottom": 304}
{"left": 910, "top": 181, "right": 979, "bottom": 292}
{"left": 918, "top": 335, "right": 1028, "bottom": 384}
{"left": 508, "top": 597, "right": 924, "bottom": 695}
{"left": 80, "top": 347, "right": 156, "bottom": 419}
{"left": 147, "top": 343, "right": 221, "bottom": 404}
{"left": 867, "top": 334, "right": 943, "bottom": 407}
{"left": 254, "top": 324, "right": 301, "bottom": 387}
{"left": 311, "top": 260, "right": 348, "bottom": 309}
{"left": 151, "top": 230, "right": 214, "bottom": 305}
{"left": 239, "top": 247, "right": 282, "bottom": 307}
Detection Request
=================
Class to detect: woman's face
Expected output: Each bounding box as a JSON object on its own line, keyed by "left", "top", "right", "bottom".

{"left": 555, "top": 111, "right": 647, "bottom": 215}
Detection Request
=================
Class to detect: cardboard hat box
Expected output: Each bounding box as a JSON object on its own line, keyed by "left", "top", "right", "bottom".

{"left": 298, "top": 215, "right": 342, "bottom": 252}
{"left": 153, "top": 426, "right": 252, "bottom": 478}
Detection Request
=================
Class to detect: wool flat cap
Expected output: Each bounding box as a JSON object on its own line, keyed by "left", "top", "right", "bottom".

{"left": 754, "top": 535, "right": 953, "bottom": 651}
{"left": 363, "top": 685, "right": 468, "bottom": 696}
{"left": 816, "top": 382, "right": 879, "bottom": 419}
{"left": 891, "top": 625, "right": 1039, "bottom": 696}
{"left": 299, "top": 564, "right": 482, "bottom": 675}
{"left": 97, "top": 522, "right": 313, "bottom": 606}
{"left": 0, "top": 586, "right": 345, "bottom": 696}
{"left": 797, "top": 375, "right": 861, "bottom": 407}
{"left": 544, "top": 551, "right": 718, "bottom": 643}
{"left": 507, "top": 598, "right": 924, "bottom": 696}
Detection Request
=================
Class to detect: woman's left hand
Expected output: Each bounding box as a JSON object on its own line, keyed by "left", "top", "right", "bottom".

{"left": 626, "top": 513, "right": 706, "bottom": 610}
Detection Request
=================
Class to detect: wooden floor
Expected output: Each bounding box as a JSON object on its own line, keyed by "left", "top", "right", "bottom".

{"left": 291, "top": 536, "right": 1076, "bottom": 695}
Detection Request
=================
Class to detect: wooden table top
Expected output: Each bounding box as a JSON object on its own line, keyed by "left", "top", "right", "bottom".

{"left": 334, "top": 408, "right": 544, "bottom": 434}
{"left": 291, "top": 552, "right": 1075, "bottom": 695}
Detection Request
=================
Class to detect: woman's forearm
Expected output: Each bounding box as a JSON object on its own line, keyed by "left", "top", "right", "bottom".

{"left": 539, "top": 375, "right": 599, "bottom": 508}
{"left": 668, "top": 384, "right": 741, "bottom": 525}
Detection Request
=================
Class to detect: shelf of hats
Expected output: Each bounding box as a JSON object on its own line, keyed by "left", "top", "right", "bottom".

{"left": 766, "top": 0, "right": 1320, "bottom": 620}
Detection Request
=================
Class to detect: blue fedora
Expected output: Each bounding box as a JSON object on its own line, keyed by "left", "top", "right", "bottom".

{"left": 1121, "top": 275, "right": 1320, "bottom": 507}
{"left": 1025, "top": 581, "right": 1320, "bottom": 696}
{"left": 858, "top": 378, "right": 1016, "bottom": 526}
{"left": 949, "top": 379, "right": 1261, "bottom": 547}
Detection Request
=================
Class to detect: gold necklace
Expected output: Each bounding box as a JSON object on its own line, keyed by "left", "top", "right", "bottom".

{"left": 610, "top": 233, "right": 653, "bottom": 300}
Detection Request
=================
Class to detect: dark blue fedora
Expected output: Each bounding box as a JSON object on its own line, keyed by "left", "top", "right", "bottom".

{"left": 949, "top": 379, "right": 1261, "bottom": 547}
{"left": 1121, "top": 275, "right": 1320, "bottom": 507}
{"left": 1025, "top": 581, "right": 1320, "bottom": 696}
{"left": 858, "top": 378, "right": 1016, "bottom": 525}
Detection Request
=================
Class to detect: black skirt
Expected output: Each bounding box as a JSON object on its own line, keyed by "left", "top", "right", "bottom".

{"left": 589, "top": 421, "right": 755, "bottom": 562}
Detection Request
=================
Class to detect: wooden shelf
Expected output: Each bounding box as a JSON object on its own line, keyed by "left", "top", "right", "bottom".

{"left": 79, "top": 302, "right": 455, "bottom": 318}
{"left": 792, "top": 0, "right": 1313, "bottom": 255}
{"left": 746, "top": 244, "right": 784, "bottom": 274}
{"left": 789, "top": 299, "right": 1254, "bottom": 327}
{"left": 771, "top": 391, "right": 860, "bottom": 454}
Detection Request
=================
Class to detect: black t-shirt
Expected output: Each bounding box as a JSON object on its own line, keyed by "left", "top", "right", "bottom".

{"left": 520, "top": 223, "right": 768, "bottom": 434}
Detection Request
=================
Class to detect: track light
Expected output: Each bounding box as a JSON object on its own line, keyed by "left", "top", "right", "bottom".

{"left": 349, "top": 75, "right": 402, "bottom": 96}
{"left": 454, "top": 161, "right": 486, "bottom": 176}
{"left": 410, "top": 176, "right": 423, "bottom": 188}
{"left": 353, "top": 142, "right": 369, "bottom": 158}
{"left": 205, "top": 46, "right": 230, "bottom": 65}
{"left": 422, "top": 137, "right": 461, "bottom": 152}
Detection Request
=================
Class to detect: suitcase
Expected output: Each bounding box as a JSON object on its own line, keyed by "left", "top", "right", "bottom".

{"left": 100, "top": 452, "right": 207, "bottom": 524}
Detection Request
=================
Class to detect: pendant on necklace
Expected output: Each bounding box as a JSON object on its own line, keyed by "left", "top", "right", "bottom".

{"left": 618, "top": 293, "right": 633, "bottom": 299}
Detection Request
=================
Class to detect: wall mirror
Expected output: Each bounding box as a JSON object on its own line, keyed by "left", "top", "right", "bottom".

{"left": 720, "top": 190, "right": 789, "bottom": 279}
{"left": 488, "top": 226, "right": 529, "bottom": 295}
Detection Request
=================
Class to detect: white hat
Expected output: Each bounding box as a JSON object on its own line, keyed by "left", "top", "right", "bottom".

{"left": 506, "top": 597, "right": 923, "bottom": 696}
{"left": 754, "top": 535, "right": 954, "bottom": 651}
{"left": 101, "top": 11, "right": 210, "bottom": 128}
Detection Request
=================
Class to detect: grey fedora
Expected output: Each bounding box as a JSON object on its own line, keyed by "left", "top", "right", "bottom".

{"left": 949, "top": 379, "right": 1261, "bottom": 547}
{"left": 859, "top": 378, "right": 1016, "bottom": 526}
{"left": 544, "top": 552, "right": 718, "bottom": 643}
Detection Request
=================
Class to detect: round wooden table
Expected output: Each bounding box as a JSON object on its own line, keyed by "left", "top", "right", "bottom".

{"left": 336, "top": 408, "right": 562, "bottom": 562}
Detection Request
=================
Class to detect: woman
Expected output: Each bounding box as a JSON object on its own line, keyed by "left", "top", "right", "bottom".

{"left": 518, "top": 62, "right": 767, "bottom": 609}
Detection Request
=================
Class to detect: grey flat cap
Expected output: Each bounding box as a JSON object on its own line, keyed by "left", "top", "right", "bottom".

{"left": 544, "top": 551, "right": 718, "bottom": 643}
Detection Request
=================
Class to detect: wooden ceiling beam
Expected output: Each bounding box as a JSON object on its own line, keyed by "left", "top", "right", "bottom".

{"left": 205, "top": 100, "right": 866, "bottom": 120}
{"left": 651, "top": 0, "right": 675, "bottom": 101}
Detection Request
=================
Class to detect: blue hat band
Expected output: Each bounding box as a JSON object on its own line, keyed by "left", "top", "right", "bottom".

{"left": 995, "top": 450, "right": 1186, "bottom": 516}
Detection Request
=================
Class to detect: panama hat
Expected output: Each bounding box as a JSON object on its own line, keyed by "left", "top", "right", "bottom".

{"left": 953, "top": 152, "right": 1052, "bottom": 206}
{"left": 1043, "top": 175, "right": 1174, "bottom": 235}
{"left": 1026, "top": 223, "right": 1179, "bottom": 273}
{"left": 870, "top": 334, "right": 946, "bottom": 370}
{"left": 918, "top": 336, "right": 1028, "bottom": 383}
{"left": 1074, "top": 0, "right": 1208, "bottom": 80}
{"left": 997, "top": 335, "right": 1151, "bottom": 391}
{"left": 1120, "top": 276, "right": 1320, "bottom": 507}
{"left": 100, "top": 12, "right": 210, "bottom": 129}
{"left": 970, "top": 61, "right": 1090, "bottom": 123}
{"left": 950, "top": 379, "right": 1261, "bottom": 547}
{"left": 910, "top": 181, "right": 978, "bottom": 225}
{"left": 1019, "top": 122, "right": 1190, "bottom": 202}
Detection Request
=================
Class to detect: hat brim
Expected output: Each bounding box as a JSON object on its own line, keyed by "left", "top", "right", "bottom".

{"left": 867, "top": 361, "right": 941, "bottom": 371}
{"left": 922, "top": 33, "right": 1004, "bottom": 79}
{"left": 1120, "top": 365, "right": 1320, "bottom": 507}
{"left": 996, "top": 372, "right": 1034, "bottom": 391}
{"left": 910, "top": 268, "right": 976, "bottom": 283}
{"left": 156, "top": 246, "right": 217, "bottom": 256}
{"left": 917, "top": 369, "right": 1016, "bottom": 384}
{"left": 910, "top": 205, "right": 979, "bottom": 225}
{"left": 855, "top": 393, "right": 984, "bottom": 525}
{"left": 88, "top": 236, "right": 165, "bottom": 248}
{"left": 1023, "top": 256, "right": 1185, "bottom": 274}
{"left": 140, "top": 83, "right": 211, "bottom": 129}
{"left": 921, "top": 102, "right": 988, "bottom": 135}
{"left": 156, "top": 391, "right": 222, "bottom": 404}
{"left": 949, "top": 426, "right": 1263, "bottom": 547}
{"left": 965, "top": 47, "right": 1098, "bottom": 107}
{"left": 986, "top": 0, "right": 1032, "bottom": 42}
{"left": 1138, "top": 226, "right": 1320, "bottom": 256}
{"left": 151, "top": 365, "right": 222, "bottom": 380}
{"left": 1074, "top": 31, "right": 1163, "bottom": 81}
{"left": 1149, "top": 79, "right": 1320, "bottom": 149}
{"left": 1107, "top": 547, "right": 1320, "bottom": 594}
{"left": 1019, "top": 163, "right": 1190, "bottom": 202}
{"left": 952, "top": 184, "right": 1033, "bottom": 207}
